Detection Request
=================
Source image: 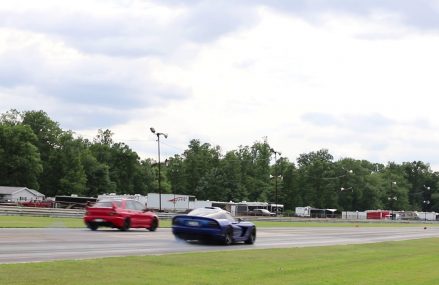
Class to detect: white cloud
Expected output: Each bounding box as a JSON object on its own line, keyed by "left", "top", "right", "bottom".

{"left": 2, "top": 1, "right": 439, "bottom": 169}
{"left": 130, "top": 7, "right": 439, "bottom": 167}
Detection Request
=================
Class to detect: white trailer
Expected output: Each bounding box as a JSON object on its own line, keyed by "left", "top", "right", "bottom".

{"left": 98, "top": 194, "right": 147, "bottom": 206}
{"left": 341, "top": 211, "right": 367, "bottom": 220}
{"left": 146, "top": 193, "right": 213, "bottom": 212}
{"left": 418, "top": 212, "right": 437, "bottom": 221}
{"left": 295, "top": 206, "right": 312, "bottom": 217}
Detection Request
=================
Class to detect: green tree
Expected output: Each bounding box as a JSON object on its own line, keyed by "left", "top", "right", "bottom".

{"left": 90, "top": 129, "right": 153, "bottom": 195}
{"left": 0, "top": 124, "right": 42, "bottom": 189}
{"left": 139, "top": 158, "right": 157, "bottom": 195}
{"left": 21, "top": 110, "right": 63, "bottom": 194}
{"left": 297, "top": 149, "right": 334, "bottom": 208}
{"left": 80, "top": 146, "right": 115, "bottom": 197}
{"left": 166, "top": 155, "right": 188, "bottom": 195}
{"left": 183, "top": 139, "right": 221, "bottom": 198}
{"left": 276, "top": 158, "right": 298, "bottom": 211}
{"left": 221, "top": 150, "right": 247, "bottom": 202}
{"left": 380, "top": 162, "right": 410, "bottom": 212}
{"left": 402, "top": 161, "right": 433, "bottom": 210}
{"left": 43, "top": 132, "right": 87, "bottom": 196}
{"left": 0, "top": 109, "right": 22, "bottom": 126}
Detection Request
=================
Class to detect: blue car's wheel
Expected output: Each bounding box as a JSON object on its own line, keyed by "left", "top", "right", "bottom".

{"left": 245, "top": 227, "right": 256, "bottom": 244}
{"left": 224, "top": 228, "right": 233, "bottom": 245}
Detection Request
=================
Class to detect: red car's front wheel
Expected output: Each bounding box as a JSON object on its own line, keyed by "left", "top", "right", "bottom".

{"left": 148, "top": 218, "right": 158, "bottom": 231}
{"left": 119, "top": 219, "right": 131, "bottom": 231}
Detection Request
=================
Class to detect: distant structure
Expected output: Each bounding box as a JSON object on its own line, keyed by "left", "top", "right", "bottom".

{"left": 0, "top": 186, "right": 45, "bottom": 203}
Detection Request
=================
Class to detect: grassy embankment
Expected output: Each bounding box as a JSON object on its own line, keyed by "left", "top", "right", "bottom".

{"left": 1, "top": 238, "right": 439, "bottom": 285}
{"left": 1, "top": 215, "right": 438, "bottom": 229}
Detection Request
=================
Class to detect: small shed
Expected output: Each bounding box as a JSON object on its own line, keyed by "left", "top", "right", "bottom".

{"left": 0, "top": 186, "right": 45, "bottom": 203}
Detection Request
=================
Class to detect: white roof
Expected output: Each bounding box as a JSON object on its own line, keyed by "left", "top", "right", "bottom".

{"left": 0, "top": 186, "right": 44, "bottom": 197}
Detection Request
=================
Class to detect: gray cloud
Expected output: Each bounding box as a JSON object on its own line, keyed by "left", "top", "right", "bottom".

{"left": 1, "top": 0, "right": 438, "bottom": 60}
{"left": 252, "top": 0, "right": 439, "bottom": 30}
{"left": 301, "top": 112, "right": 338, "bottom": 126}
{"left": 173, "top": 1, "right": 258, "bottom": 42}
{"left": 302, "top": 112, "right": 394, "bottom": 132}
{"left": 54, "top": 108, "right": 127, "bottom": 131}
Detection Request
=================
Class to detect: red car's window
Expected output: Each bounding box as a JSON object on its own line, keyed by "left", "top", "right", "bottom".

{"left": 133, "top": 201, "right": 145, "bottom": 211}
{"left": 93, "top": 200, "right": 122, "bottom": 208}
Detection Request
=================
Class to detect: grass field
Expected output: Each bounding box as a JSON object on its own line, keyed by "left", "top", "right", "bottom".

{"left": 1, "top": 216, "right": 439, "bottom": 284}
{"left": 1, "top": 238, "right": 439, "bottom": 285}
{"left": 1, "top": 215, "right": 438, "bottom": 229}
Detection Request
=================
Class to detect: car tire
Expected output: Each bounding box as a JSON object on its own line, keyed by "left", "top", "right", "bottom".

{"left": 87, "top": 222, "right": 98, "bottom": 231}
{"left": 147, "top": 218, "right": 158, "bottom": 232}
{"left": 224, "top": 228, "right": 233, "bottom": 245}
{"left": 119, "top": 219, "right": 131, "bottom": 231}
{"left": 245, "top": 227, "right": 256, "bottom": 244}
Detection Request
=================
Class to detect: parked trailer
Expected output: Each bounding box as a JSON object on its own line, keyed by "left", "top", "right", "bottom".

{"left": 418, "top": 212, "right": 437, "bottom": 221}
{"left": 98, "top": 194, "right": 147, "bottom": 206}
{"left": 341, "top": 211, "right": 367, "bottom": 220}
{"left": 295, "top": 206, "right": 312, "bottom": 217}
{"left": 366, "top": 210, "right": 391, "bottom": 220}
{"left": 55, "top": 196, "right": 97, "bottom": 209}
{"left": 146, "top": 193, "right": 212, "bottom": 212}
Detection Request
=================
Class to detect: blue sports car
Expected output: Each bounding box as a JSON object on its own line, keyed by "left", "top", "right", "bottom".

{"left": 172, "top": 207, "right": 256, "bottom": 245}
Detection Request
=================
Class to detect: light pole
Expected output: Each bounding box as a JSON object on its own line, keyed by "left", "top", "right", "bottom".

{"left": 388, "top": 195, "right": 397, "bottom": 217}
{"left": 423, "top": 200, "right": 430, "bottom": 221}
{"left": 340, "top": 187, "right": 353, "bottom": 192}
{"left": 150, "top": 127, "right": 167, "bottom": 212}
{"left": 387, "top": 180, "right": 397, "bottom": 220}
{"left": 388, "top": 181, "right": 397, "bottom": 220}
{"left": 270, "top": 148, "right": 281, "bottom": 216}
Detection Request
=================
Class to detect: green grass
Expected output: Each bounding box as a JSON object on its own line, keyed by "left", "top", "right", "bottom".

{"left": 0, "top": 215, "right": 172, "bottom": 228}
{"left": 1, "top": 215, "right": 437, "bottom": 229}
{"left": 0, "top": 216, "right": 85, "bottom": 228}
{"left": 1, "top": 238, "right": 439, "bottom": 285}
{"left": 253, "top": 220, "right": 439, "bottom": 227}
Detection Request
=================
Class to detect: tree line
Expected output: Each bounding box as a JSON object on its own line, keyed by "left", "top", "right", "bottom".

{"left": 1, "top": 109, "right": 439, "bottom": 212}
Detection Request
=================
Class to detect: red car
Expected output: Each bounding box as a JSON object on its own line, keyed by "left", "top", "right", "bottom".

{"left": 84, "top": 199, "right": 159, "bottom": 231}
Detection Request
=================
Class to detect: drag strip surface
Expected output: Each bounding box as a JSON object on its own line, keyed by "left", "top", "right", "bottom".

{"left": 1, "top": 226, "right": 438, "bottom": 264}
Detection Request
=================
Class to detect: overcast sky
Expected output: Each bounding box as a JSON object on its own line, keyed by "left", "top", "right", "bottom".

{"left": 1, "top": 0, "right": 439, "bottom": 169}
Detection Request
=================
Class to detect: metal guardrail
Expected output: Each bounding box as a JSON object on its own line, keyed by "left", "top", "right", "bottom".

{"left": 2, "top": 207, "right": 436, "bottom": 224}
{"left": 0, "top": 206, "right": 177, "bottom": 219}
{"left": 0, "top": 206, "right": 85, "bottom": 218}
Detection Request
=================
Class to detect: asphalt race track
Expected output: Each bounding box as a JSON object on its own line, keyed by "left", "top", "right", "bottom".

{"left": 1, "top": 226, "right": 439, "bottom": 264}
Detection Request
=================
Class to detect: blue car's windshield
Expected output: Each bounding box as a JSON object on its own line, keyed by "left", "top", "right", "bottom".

{"left": 188, "top": 207, "right": 235, "bottom": 222}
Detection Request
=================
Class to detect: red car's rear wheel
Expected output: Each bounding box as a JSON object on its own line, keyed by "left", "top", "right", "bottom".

{"left": 86, "top": 222, "right": 98, "bottom": 231}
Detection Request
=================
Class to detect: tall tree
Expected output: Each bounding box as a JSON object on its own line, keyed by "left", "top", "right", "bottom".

{"left": 43, "top": 132, "right": 87, "bottom": 196}
{"left": 81, "top": 148, "right": 115, "bottom": 197}
{"left": 166, "top": 155, "right": 188, "bottom": 195}
{"left": 0, "top": 124, "right": 42, "bottom": 189}
{"left": 296, "top": 149, "right": 334, "bottom": 208}
{"left": 183, "top": 139, "right": 221, "bottom": 198}
{"left": 0, "top": 109, "right": 22, "bottom": 126}
{"left": 21, "top": 110, "right": 63, "bottom": 194}
{"left": 402, "top": 161, "right": 433, "bottom": 210}
{"left": 221, "top": 150, "right": 247, "bottom": 202}
{"left": 276, "top": 158, "right": 298, "bottom": 211}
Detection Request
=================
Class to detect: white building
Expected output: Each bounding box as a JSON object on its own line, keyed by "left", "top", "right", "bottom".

{"left": 0, "top": 186, "right": 45, "bottom": 202}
